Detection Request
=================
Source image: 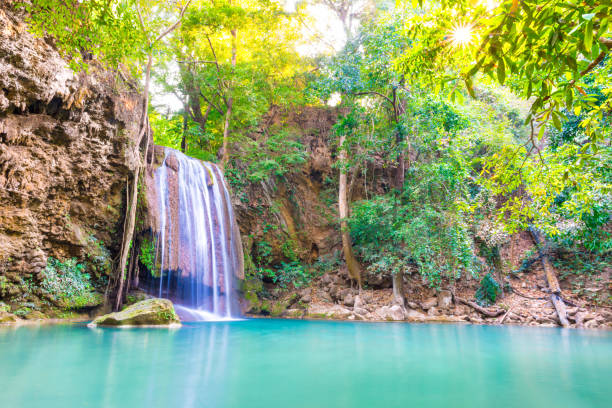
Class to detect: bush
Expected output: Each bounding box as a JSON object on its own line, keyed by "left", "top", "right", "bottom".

{"left": 139, "top": 236, "right": 158, "bottom": 277}
{"left": 349, "top": 175, "right": 475, "bottom": 288}
{"left": 41, "top": 258, "right": 101, "bottom": 309}
{"left": 474, "top": 273, "right": 500, "bottom": 306}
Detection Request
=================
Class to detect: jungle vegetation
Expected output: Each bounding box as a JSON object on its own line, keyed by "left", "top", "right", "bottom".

{"left": 22, "top": 0, "right": 611, "bottom": 304}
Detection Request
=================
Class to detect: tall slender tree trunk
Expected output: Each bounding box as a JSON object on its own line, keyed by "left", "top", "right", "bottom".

{"left": 529, "top": 227, "right": 570, "bottom": 327}
{"left": 338, "top": 133, "right": 362, "bottom": 287}
{"left": 181, "top": 101, "right": 188, "bottom": 153}
{"left": 114, "top": 53, "right": 152, "bottom": 311}
{"left": 113, "top": 0, "right": 192, "bottom": 310}
{"left": 392, "top": 102, "right": 406, "bottom": 306}
{"left": 221, "top": 24, "right": 237, "bottom": 168}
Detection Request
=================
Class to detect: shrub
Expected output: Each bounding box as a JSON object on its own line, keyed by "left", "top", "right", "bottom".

{"left": 474, "top": 273, "right": 500, "bottom": 306}
{"left": 41, "top": 258, "right": 100, "bottom": 309}
{"left": 139, "top": 236, "right": 158, "bottom": 277}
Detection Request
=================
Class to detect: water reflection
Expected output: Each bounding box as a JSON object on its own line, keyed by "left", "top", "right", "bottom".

{"left": 0, "top": 321, "right": 610, "bottom": 408}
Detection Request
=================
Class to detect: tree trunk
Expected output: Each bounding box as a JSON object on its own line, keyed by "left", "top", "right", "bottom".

{"left": 392, "top": 137, "right": 405, "bottom": 305}
{"left": 338, "top": 133, "right": 362, "bottom": 287}
{"left": 181, "top": 103, "right": 188, "bottom": 153}
{"left": 221, "top": 24, "right": 237, "bottom": 168}
{"left": 114, "top": 52, "right": 152, "bottom": 311}
{"left": 456, "top": 296, "right": 505, "bottom": 317}
{"left": 221, "top": 97, "right": 233, "bottom": 168}
{"left": 529, "top": 227, "right": 570, "bottom": 328}
{"left": 115, "top": 166, "right": 140, "bottom": 310}
{"left": 188, "top": 84, "right": 211, "bottom": 134}
{"left": 392, "top": 273, "right": 404, "bottom": 306}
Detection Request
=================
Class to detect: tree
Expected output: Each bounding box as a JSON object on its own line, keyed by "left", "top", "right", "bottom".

{"left": 114, "top": 0, "right": 193, "bottom": 310}
{"left": 155, "top": 0, "right": 305, "bottom": 163}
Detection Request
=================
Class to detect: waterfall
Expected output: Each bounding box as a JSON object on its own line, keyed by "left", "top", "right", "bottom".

{"left": 150, "top": 148, "right": 242, "bottom": 320}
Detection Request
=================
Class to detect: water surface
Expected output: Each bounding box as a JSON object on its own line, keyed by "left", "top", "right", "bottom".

{"left": 1, "top": 320, "right": 610, "bottom": 408}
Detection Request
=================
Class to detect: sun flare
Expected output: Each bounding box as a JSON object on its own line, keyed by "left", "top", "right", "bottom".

{"left": 449, "top": 23, "right": 474, "bottom": 47}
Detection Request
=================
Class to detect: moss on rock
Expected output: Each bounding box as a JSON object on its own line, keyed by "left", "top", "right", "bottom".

{"left": 88, "top": 298, "right": 180, "bottom": 327}
{"left": 0, "top": 311, "right": 20, "bottom": 324}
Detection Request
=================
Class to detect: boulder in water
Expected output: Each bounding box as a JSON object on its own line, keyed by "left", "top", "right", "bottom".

{"left": 88, "top": 298, "right": 180, "bottom": 327}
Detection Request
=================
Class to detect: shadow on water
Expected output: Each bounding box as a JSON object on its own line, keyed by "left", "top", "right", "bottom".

{"left": 0, "top": 320, "right": 611, "bottom": 408}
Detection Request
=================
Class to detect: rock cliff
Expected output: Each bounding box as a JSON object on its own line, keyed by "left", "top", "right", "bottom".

{"left": 0, "top": 5, "right": 143, "bottom": 313}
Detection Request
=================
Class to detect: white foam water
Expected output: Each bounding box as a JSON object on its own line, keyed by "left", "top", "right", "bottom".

{"left": 152, "top": 148, "right": 242, "bottom": 320}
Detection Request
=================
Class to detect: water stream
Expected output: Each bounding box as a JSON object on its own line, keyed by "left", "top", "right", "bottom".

{"left": 150, "top": 148, "right": 242, "bottom": 320}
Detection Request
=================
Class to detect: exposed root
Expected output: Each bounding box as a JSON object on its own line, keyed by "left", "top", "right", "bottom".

{"left": 456, "top": 297, "right": 505, "bottom": 317}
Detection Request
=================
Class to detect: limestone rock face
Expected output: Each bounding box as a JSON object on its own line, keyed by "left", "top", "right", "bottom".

{"left": 0, "top": 4, "right": 143, "bottom": 304}
{"left": 375, "top": 305, "right": 405, "bottom": 321}
{"left": 307, "top": 303, "right": 352, "bottom": 319}
{"left": 405, "top": 309, "right": 427, "bottom": 322}
{"left": 88, "top": 299, "right": 180, "bottom": 327}
{"left": 437, "top": 290, "right": 453, "bottom": 309}
{"left": 421, "top": 297, "right": 438, "bottom": 310}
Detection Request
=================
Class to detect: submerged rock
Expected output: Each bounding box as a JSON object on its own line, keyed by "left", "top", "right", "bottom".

{"left": 88, "top": 298, "right": 180, "bottom": 327}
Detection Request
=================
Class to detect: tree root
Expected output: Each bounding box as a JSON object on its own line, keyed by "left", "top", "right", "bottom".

{"left": 510, "top": 285, "right": 548, "bottom": 300}
{"left": 456, "top": 297, "right": 505, "bottom": 317}
{"left": 498, "top": 306, "right": 514, "bottom": 324}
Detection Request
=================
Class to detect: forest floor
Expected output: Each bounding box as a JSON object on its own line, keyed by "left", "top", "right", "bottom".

{"left": 247, "top": 263, "right": 612, "bottom": 330}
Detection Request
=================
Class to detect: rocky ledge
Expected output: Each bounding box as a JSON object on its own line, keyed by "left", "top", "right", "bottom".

{"left": 88, "top": 298, "right": 180, "bottom": 328}
{"left": 245, "top": 272, "right": 612, "bottom": 330}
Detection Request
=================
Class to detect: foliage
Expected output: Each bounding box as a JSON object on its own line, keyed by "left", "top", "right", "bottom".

{"left": 249, "top": 238, "right": 331, "bottom": 290}
{"left": 40, "top": 258, "right": 100, "bottom": 309}
{"left": 474, "top": 273, "right": 500, "bottom": 307}
{"left": 150, "top": 111, "right": 217, "bottom": 161}
{"left": 20, "top": 0, "right": 144, "bottom": 71}
{"left": 139, "top": 237, "right": 158, "bottom": 277}
{"left": 21, "top": 0, "right": 611, "bottom": 296}
{"left": 397, "top": 0, "right": 611, "bottom": 143}
{"left": 239, "top": 130, "right": 308, "bottom": 183}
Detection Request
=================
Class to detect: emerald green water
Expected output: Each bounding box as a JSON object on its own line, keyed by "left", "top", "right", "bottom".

{"left": 0, "top": 320, "right": 610, "bottom": 408}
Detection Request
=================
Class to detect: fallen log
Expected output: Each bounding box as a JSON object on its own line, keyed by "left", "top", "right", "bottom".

{"left": 456, "top": 297, "right": 505, "bottom": 317}
{"left": 529, "top": 227, "right": 570, "bottom": 328}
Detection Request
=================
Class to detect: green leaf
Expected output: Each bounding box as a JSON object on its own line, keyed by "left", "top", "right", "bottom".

{"left": 584, "top": 20, "right": 593, "bottom": 50}
{"left": 497, "top": 60, "right": 506, "bottom": 84}
{"left": 537, "top": 123, "right": 546, "bottom": 140}
{"left": 565, "top": 88, "right": 573, "bottom": 108}
{"left": 552, "top": 112, "right": 562, "bottom": 130}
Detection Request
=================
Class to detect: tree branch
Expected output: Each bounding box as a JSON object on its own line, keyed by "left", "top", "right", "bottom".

{"left": 353, "top": 91, "right": 394, "bottom": 108}
{"left": 153, "top": 0, "right": 193, "bottom": 46}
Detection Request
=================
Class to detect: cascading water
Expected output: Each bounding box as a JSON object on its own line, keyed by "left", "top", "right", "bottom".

{"left": 149, "top": 148, "right": 243, "bottom": 321}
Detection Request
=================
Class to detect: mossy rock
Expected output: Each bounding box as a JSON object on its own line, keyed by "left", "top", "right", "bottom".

{"left": 57, "top": 292, "right": 104, "bottom": 310}
{"left": 260, "top": 299, "right": 289, "bottom": 317}
{"left": 125, "top": 290, "right": 149, "bottom": 306}
{"left": 24, "top": 310, "right": 47, "bottom": 320}
{"left": 88, "top": 298, "right": 180, "bottom": 327}
{"left": 0, "top": 311, "right": 20, "bottom": 324}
